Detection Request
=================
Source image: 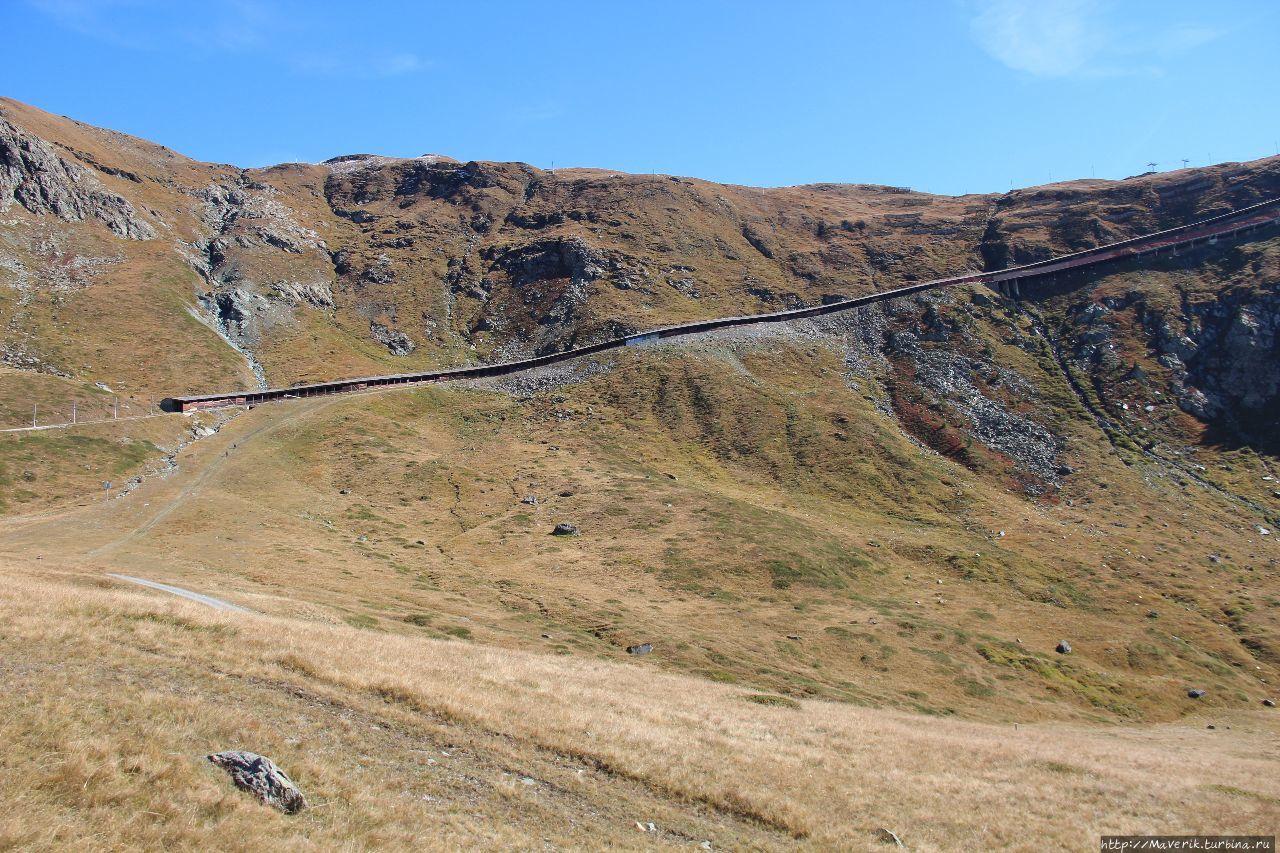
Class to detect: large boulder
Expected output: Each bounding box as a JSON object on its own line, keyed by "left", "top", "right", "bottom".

{"left": 207, "top": 750, "right": 307, "bottom": 813}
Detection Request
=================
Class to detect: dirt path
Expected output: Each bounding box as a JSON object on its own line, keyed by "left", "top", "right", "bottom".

{"left": 84, "top": 396, "right": 341, "bottom": 558}
{"left": 106, "top": 573, "right": 252, "bottom": 612}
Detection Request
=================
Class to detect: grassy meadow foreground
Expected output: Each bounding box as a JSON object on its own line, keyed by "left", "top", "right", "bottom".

{"left": 1, "top": 568, "right": 1277, "bottom": 850}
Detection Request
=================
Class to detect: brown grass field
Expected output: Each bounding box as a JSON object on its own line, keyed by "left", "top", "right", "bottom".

{"left": 0, "top": 568, "right": 1276, "bottom": 850}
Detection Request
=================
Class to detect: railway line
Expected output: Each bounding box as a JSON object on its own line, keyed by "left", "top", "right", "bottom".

{"left": 162, "top": 197, "right": 1280, "bottom": 413}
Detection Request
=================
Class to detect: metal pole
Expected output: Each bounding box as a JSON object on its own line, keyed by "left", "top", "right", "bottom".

{"left": 33, "top": 403, "right": 37, "bottom": 428}
{"left": 113, "top": 397, "right": 118, "bottom": 419}
{"left": 71, "top": 402, "right": 76, "bottom": 425}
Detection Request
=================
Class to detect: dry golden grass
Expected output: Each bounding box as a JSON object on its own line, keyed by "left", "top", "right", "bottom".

{"left": 0, "top": 566, "right": 1276, "bottom": 851}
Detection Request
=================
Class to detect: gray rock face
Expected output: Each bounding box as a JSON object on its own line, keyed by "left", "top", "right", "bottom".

{"left": 0, "top": 118, "right": 155, "bottom": 239}
{"left": 626, "top": 643, "right": 653, "bottom": 655}
{"left": 1067, "top": 288, "right": 1280, "bottom": 447}
{"left": 1174, "top": 295, "right": 1280, "bottom": 443}
{"left": 201, "top": 288, "right": 270, "bottom": 348}
{"left": 272, "top": 279, "right": 335, "bottom": 309}
{"left": 206, "top": 750, "right": 307, "bottom": 813}
{"left": 362, "top": 254, "right": 395, "bottom": 284}
{"left": 189, "top": 178, "right": 327, "bottom": 261}
{"left": 1056, "top": 640, "right": 1072, "bottom": 654}
{"left": 177, "top": 175, "right": 334, "bottom": 387}
{"left": 370, "top": 320, "right": 416, "bottom": 355}
{"left": 551, "top": 522, "right": 579, "bottom": 536}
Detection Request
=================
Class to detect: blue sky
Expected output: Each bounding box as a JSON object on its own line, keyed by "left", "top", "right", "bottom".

{"left": 4, "top": 0, "right": 1278, "bottom": 195}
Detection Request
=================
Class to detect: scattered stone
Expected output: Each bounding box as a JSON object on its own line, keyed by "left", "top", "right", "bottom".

{"left": 626, "top": 643, "right": 653, "bottom": 655}
{"left": 786, "top": 635, "right": 801, "bottom": 641}
{"left": 206, "top": 751, "right": 306, "bottom": 813}
{"left": 1056, "top": 640, "right": 1072, "bottom": 654}
{"left": 551, "top": 523, "right": 579, "bottom": 536}
{"left": 701, "top": 842, "right": 713, "bottom": 850}
{"left": 558, "top": 490, "right": 574, "bottom": 497}
{"left": 1263, "top": 698, "right": 1275, "bottom": 707}
{"left": 521, "top": 777, "right": 536, "bottom": 785}
{"left": 339, "top": 488, "right": 350, "bottom": 495}
{"left": 1146, "top": 610, "right": 1159, "bottom": 619}
{"left": 665, "top": 473, "right": 678, "bottom": 480}
{"left": 1207, "top": 724, "right": 1216, "bottom": 730}
{"left": 521, "top": 495, "right": 538, "bottom": 505}
{"left": 1208, "top": 554, "right": 1222, "bottom": 564}
{"left": 876, "top": 828, "right": 906, "bottom": 847}
{"left": 541, "top": 633, "right": 551, "bottom": 639}
{"left": 1258, "top": 526, "right": 1271, "bottom": 536}
{"left": 1188, "top": 688, "right": 1206, "bottom": 699}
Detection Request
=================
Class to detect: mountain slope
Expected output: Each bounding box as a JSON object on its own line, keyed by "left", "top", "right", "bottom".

{"left": 3, "top": 95, "right": 1278, "bottom": 402}
{"left": 1, "top": 98, "right": 1279, "bottom": 845}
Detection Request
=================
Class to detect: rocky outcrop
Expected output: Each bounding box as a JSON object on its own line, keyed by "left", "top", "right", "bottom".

{"left": 1170, "top": 293, "right": 1280, "bottom": 446}
{"left": 206, "top": 751, "right": 307, "bottom": 813}
{"left": 370, "top": 320, "right": 415, "bottom": 355}
{"left": 200, "top": 288, "right": 271, "bottom": 349}
{"left": 0, "top": 118, "right": 155, "bottom": 239}
{"left": 189, "top": 178, "right": 326, "bottom": 258}
{"left": 272, "top": 278, "right": 335, "bottom": 309}
{"left": 177, "top": 175, "right": 336, "bottom": 384}
{"left": 462, "top": 237, "right": 617, "bottom": 354}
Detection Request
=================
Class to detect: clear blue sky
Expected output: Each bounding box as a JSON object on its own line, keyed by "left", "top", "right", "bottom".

{"left": 4, "top": 0, "right": 1278, "bottom": 195}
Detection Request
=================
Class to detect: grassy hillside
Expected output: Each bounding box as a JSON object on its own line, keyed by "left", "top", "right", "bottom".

{"left": 4, "top": 322, "right": 1274, "bottom": 724}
